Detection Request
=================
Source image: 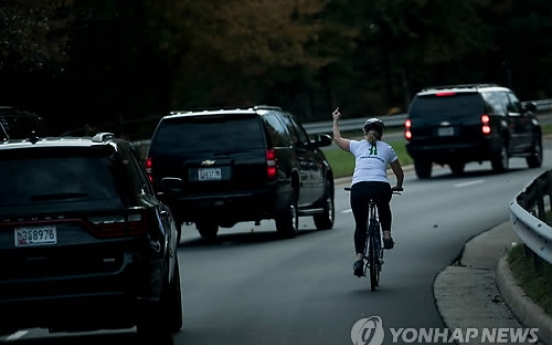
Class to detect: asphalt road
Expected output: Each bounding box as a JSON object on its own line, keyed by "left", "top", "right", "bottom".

{"left": 4, "top": 141, "right": 550, "bottom": 344}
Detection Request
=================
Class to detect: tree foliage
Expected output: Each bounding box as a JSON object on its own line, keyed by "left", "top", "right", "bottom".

{"left": 0, "top": 0, "right": 550, "bottom": 137}
{"left": 0, "top": 0, "right": 73, "bottom": 75}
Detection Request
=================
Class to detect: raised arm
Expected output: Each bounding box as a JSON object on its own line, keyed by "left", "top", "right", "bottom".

{"left": 332, "top": 107, "right": 351, "bottom": 152}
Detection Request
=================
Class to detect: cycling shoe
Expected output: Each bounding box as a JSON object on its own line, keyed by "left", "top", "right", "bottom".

{"left": 353, "top": 260, "right": 364, "bottom": 277}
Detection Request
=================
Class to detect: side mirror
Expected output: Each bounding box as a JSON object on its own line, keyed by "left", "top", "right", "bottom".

{"left": 158, "top": 177, "right": 184, "bottom": 196}
{"left": 310, "top": 134, "right": 332, "bottom": 148}
{"left": 524, "top": 102, "right": 537, "bottom": 113}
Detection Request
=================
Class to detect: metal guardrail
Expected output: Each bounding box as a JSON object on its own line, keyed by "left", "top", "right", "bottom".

{"left": 509, "top": 169, "right": 552, "bottom": 264}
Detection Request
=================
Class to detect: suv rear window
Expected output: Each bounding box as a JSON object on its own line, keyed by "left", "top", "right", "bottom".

{"left": 0, "top": 148, "right": 123, "bottom": 207}
{"left": 409, "top": 93, "right": 484, "bottom": 119}
{"left": 152, "top": 114, "right": 266, "bottom": 154}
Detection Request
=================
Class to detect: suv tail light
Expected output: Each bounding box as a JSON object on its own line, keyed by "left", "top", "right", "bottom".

{"left": 266, "top": 149, "right": 277, "bottom": 179}
{"left": 404, "top": 119, "right": 412, "bottom": 140}
{"left": 481, "top": 114, "right": 491, "bottom": 135}
{"left": 145, "top": 157, "right": 153, "bottom": 182}
{"left": 436, "top": 91, "right": 456, "bottom": 97}
{"left": 88, "top": 209, "right": 147, "bottom": 238}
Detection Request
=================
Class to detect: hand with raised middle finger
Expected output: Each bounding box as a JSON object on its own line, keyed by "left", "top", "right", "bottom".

{"left": 332, "top": 107, "right": 341, "bottom": 121}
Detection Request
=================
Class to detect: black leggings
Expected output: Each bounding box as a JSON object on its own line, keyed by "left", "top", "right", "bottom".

{"left": 350, "top": 181, "right": 392, "bottom": 255}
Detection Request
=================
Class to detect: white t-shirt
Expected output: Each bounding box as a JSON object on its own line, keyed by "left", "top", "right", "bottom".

{"left": 349, "top": 139, "right": 398, "bottom": 186}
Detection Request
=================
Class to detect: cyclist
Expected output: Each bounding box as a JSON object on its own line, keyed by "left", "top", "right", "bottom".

{"left": 331, "top": 107, "right": 404, "bottom": 277}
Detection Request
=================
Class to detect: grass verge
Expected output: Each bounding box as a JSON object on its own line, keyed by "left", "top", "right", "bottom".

{"left": 507, "top": 243, "right": 552, "bottom": 317}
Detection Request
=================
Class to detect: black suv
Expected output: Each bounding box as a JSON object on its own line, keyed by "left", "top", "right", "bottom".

{"left": 0, "top": 106, "right": 48, "bottom": 141}
{"left": 404, "top": 84, "right": 542, "bottom": 178}
{"left": 146, "top": 105, "right": 335, "bottom": 240}
{"left": 0, "top": 133, "right": 182, "bottom": 343}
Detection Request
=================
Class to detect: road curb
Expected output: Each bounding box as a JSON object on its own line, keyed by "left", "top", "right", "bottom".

{"left": 496, "top": 256, "right": 552, "bottom": 345}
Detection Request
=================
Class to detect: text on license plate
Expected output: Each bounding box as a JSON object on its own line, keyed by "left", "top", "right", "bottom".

{"left": 15, "top": 225, "right": 57, "bottom": 247}
{"left": 438, "top": 127, "right": 454, "bottom": 136}
{"left": 199, "top": 168, "right": 221, "bottom": 181}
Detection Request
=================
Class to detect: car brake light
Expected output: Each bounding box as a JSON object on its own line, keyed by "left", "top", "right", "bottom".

{"left": 88, "top": 210, "right": 147, "bottom": 238}
{"left": 436, "top": 91, "right": 456, "bottom": 97}
{"left": 481, "top": 114, "right": 491, "bottom": 135}
{"left": 404, "top": 119, "right": 412, "bottom": 140}
{"left": 145, "top": 157, "right": 153, "bottom": 182}
{"left": 266, "top": 149, "right": 277, "bottom": 179}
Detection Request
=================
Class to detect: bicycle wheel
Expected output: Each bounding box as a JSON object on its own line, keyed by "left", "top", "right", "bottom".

{"left": 368, "top": 225, "right": 379, "bottom": 291}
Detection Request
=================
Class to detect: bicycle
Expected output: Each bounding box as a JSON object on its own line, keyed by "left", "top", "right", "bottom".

{"left": 345, "top": 187, "right": 403, "bottom": 291}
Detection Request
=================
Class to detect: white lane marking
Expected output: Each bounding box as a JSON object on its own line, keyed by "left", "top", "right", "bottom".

{"left": 5, "top": 330, "right": 28, "bottom": 341}
{"left": 342, "top": 209, "right": 352, "bottom": 213}
{"left": 454, "top": 179, "right": 484, "bottom": 188}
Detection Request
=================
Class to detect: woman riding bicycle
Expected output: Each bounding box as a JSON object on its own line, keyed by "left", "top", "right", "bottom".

{"left": 331, "top": 107, "right": 404, "bottom": 277}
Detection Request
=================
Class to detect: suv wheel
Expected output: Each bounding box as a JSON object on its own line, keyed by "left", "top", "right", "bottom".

{"left": 491, "top": 141, "right": 509, "bottom": 172}
{"left": 449, "top": 161, "right": 465, "bottom": 175}
{"left": 174, "top": 220, "right": 183, "bottom": 244}
{"left": 196, "top": 221, "right": 219, "bottom": 240}
{"left": 526, "top": 136, "right": 543, "bottom": 168}
{"left": 136, "top": 284, "right": 175, "bottom": 344}
{"left": 275, "top": 193, "right": 299, "bottom": 237}
{"left": 313, "top": 180, "right": 334, "bottom": 230}
{"left": 169, "top": 260, "right": 183, "bottom": 333}
{"left": 414, "top": 159, "right": 432, "bottom": 179}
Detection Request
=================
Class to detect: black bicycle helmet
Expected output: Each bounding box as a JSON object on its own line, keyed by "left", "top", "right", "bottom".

{"left": 362, "top": 118, "right": 385, "bottom": 137}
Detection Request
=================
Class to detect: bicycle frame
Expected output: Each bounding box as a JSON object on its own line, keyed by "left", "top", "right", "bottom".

{"left": 365, "top": 199, "right": 382, "bottom": 291}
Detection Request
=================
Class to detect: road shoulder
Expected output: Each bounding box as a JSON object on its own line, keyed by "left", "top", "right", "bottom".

{"left": 433, "top": 221, "right": 551, "bottom": 345}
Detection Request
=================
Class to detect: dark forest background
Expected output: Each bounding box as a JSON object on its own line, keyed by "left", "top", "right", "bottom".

{"left": 1, "top": 0, "right": 551, "bottom": 140}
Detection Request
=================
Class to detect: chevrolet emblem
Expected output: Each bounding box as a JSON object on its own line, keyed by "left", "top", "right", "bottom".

{"left": 201, "top": 160, "right": 216, "bottom": 166}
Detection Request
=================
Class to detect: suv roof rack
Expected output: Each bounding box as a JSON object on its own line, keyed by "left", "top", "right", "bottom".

{"left": 92, "top": 132, "right": 115, "bottom": 142}
{"left": 253, "top": 105, "right": 282, "bottom": 111}
{"left": 169, "top": 105, "right": 283, "bottom": 115}
{"left": 169, "top": 106, "right": 254, "bottom": 115}
{"left": 422, "top": 83, "right": 500, "bottom": 92}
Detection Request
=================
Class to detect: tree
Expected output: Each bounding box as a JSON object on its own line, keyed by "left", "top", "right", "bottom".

{"left": 355, "top": 0, "right": 500, "bottom": 112}
{"left": 0, "top": 0, "right": 73, "bottom": 75}
{"left": 166, "top": 0, "right": 331, "bottom": 109}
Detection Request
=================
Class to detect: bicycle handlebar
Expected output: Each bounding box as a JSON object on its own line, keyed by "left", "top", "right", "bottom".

{"left": 344, "top": 187, "right": 403, "bottom": 193}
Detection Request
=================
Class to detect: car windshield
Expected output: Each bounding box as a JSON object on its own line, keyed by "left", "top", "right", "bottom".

{"left": 409, "top": 93, "right": 483, "bottom": 119}
{"left": 153, "top": 114, "right": 265, "bottom": 154}
{"left": 0, "top": 148, "right": 123, "bottom": 207}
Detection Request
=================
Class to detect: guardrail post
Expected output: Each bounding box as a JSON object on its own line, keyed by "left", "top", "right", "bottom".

{"left": 532, "top": 247, "right": 543, "bottom": 270}
{"left": 547, "top": 170, "right": 552, "bottom": 223}
{"left": 517, "top": 195, "right": 532, "bottom": 259}
{"left": 536, "top": 178, "right": 545, "bottom": 221}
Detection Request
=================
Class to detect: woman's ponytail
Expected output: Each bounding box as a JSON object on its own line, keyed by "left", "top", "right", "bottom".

{"left": 366, "top": 132, "right": 378, "bottom": 145}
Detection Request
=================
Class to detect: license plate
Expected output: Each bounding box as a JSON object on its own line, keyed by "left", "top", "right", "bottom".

{"left": 14, "top": 225, "right": 57, "bottom": 247}
{"left": 198, "top": 168, "right": 221, "bottom": 181}
{"left": 438, "top": 127, "right": 454, "bottom": 136}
